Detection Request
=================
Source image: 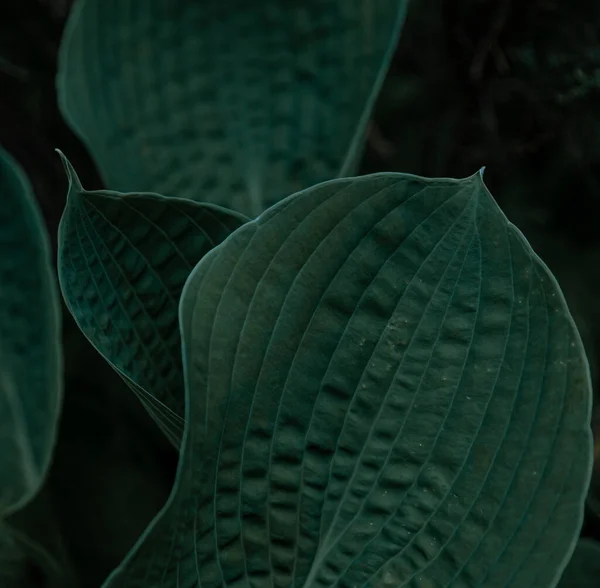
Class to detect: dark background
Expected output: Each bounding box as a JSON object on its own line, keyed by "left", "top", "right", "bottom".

{"left": 1, "top": 1, "right": 599, "bottom": 586}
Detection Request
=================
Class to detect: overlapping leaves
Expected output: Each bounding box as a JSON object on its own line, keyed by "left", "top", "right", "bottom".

{"left": 98, "top": 172, "right": 592, "bottom": 588}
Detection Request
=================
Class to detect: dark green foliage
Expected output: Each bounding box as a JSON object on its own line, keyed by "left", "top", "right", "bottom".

{"left": 57, "top": 0, "right": 410, "bottom": 217}
{"left": 0, "top": 147, "right": 62, "bottom": 517}
{"left": 0, "top": 147, "right": 66, "bottom": 583}
{"left": 57, "top": 152, "right": 248, "bottom": 448}
{"left": 103, "top": 172, "right": 592, "bottom": 588}
{"left": 0, "top": 1, "right": 599, "bottom": 587}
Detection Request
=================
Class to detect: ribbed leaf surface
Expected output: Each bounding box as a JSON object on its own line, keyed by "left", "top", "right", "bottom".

{"left": 57, "top": 153, "right": 248, "bottom": 448}
{"left": 57, "top": 0, "right": 410, "bottom": 216}
{"left": 104, "top": 172, "right": 592, "bottom": 588}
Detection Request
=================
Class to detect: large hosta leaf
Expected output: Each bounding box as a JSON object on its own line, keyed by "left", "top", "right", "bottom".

{"left": 103, "top": 172, "right": 592, "bottom": 588}
{"left": 0, "top": 147, "right": 62, "bottom": 517}
{"left": 556, "top": 539, "right": 600, "bottom": 588}
{"left": 57, "top": 0, "right": 410, "bottom": 217}
{"left": 56, "top": 152, "right": 248, "bottom": 448}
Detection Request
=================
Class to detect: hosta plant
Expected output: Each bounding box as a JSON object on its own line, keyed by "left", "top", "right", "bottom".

{"left": 0, "top": 0, "right": 596, "bottom": 587}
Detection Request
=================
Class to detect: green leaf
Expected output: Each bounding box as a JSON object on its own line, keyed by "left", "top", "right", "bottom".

{"left": 0, "top": 147, "right": 62, "bottom": 518}
{"left": 102, "top": 171, "right": 593, "bottom": 588}
{"left": 556, "top": 539, "right": 600, "bottom": 588}
{"left": 56, "top": 152, "right": 249, "bottom": 449}
{"left": 57, "top": 0, "right": 410, "bottom": 217}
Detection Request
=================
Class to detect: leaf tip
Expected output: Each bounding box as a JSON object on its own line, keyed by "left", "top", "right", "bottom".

{"left": 55, "top": 149, "right": 83, "bottom": 193}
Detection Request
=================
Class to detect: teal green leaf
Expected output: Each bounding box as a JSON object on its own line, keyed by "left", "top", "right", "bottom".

{"left": 0, "top": 147, "right": 62, "bottom": 518}
{"left": 557, "top": 539, "right": 600, "bottom": 588}
{"left": 57, "top": 0, "right": 410, "bottom": 217}
{"left": 102, "top": 172, "right": 592, "bottom": 588}
{"left": 56, "top": 152, "right": 248, "bottom": 449}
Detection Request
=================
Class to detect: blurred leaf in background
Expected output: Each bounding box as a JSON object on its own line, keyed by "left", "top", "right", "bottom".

{"left": 1, "top": 4, "right": 180, "bottom": 586}
{"left": 0, "top": 144, "right": 74, "bottom": 587}
{"left": 1, "top": 0, "right": 600, "bottom": 586}
{"left": 57, "top": 0, "right": 410, "bottom": 216}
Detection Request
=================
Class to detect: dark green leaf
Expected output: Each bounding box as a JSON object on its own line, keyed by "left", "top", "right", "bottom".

{"left": 56, "top": 152, "right": 248, "bottom": 448}
{"left": 102, "top": 172, "right": 593, "bottom": 587}
{"left": 0, "top": 147, "right": 62, "bottom": 518}
{"left": 57, "top": 0, "right": 410, "bottom": 216}
{"left": 557, "top": 539, "right": 600, "bottom": 588}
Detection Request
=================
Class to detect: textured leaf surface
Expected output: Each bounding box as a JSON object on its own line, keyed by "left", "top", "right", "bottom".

{"left": 57, "top": 0, "right": 410, "bottom": 217}
{"left": 103, "top": 172, "right": 592, "bottom": 588}
{"left": 56, "top": 153, "right": 248, "bottom": 448}
{"left": 0, "top": 147, "right": 62, "bottom": 517}
{"left": 556, "top": 539, "right": 600, "bottom": 588}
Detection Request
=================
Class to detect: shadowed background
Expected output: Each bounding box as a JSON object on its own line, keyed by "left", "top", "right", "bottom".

{"left": 1, "top": 0, "right": 599, "bottom": 585}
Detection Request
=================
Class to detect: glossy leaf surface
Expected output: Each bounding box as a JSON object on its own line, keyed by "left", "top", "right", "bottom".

{"left": 57, "top": 0, "right": 410, "bottom": 216}
{"left": 104, "top": 172, "right": 592, "bottom": 588}
{"left": 0, "top": 147, "right": 62, "bottom": 517}
{"left": 57, "top": 153, "right": 248, "bottom": 448}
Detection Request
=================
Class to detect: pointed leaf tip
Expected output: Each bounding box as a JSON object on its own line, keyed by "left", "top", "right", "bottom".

{"left": 479, "top": 165, "right": 486, "bottom": 178}
{"left": 100, "top": 171, "right": 592, "bottom": 588}
{"left": 55, "top": 149, "right": 83, "bottom": 192}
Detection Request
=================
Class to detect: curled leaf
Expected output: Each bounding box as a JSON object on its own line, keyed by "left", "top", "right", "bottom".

{"left": 57, "top": 151, "right": 248, "bottom": 448}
